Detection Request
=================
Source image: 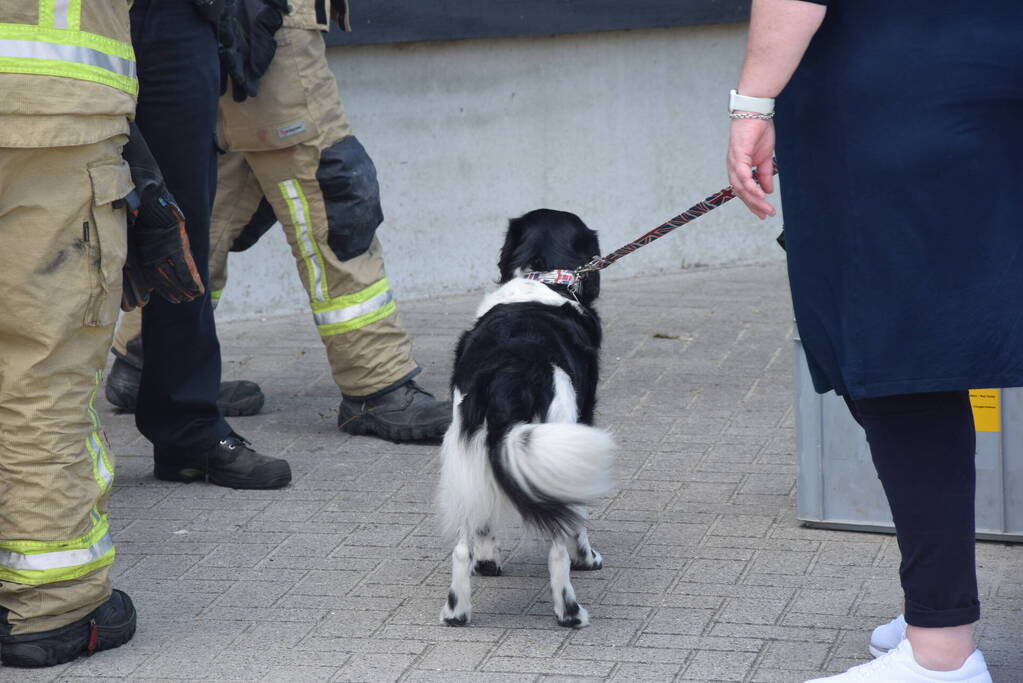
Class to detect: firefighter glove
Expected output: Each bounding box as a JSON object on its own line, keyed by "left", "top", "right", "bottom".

{"left": 130, "top": 193, "right": 205, "bottom": 306}
{"left": 121, "top": 123, "right": 205, "bottom": 311}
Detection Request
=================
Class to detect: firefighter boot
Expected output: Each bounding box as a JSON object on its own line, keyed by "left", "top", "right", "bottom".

{"left": 338, "top": 380, "right": 452, "bottom": 443}
{"left": 154, "top": 433, "right": 292, "bottom": 489}
{"left": 0, "top": 589, "right": 137, "bottom": 668}
{"left": 105, "top": 336, "right": 265, "bottom": 416}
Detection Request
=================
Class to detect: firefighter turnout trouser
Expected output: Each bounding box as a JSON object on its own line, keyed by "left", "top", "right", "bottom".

{"left": 112, "top": 142, "right": 418, "bottom": 399}
{"left": 0, "top": 139, "right": 130, "bottom": 635}
{"left": 207, "top": 144, "right": 418, "bottom": 397}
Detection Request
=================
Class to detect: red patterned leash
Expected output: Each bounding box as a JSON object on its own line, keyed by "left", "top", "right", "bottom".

{"left": 573, "top": 167, "right": 777, "bottom": 281}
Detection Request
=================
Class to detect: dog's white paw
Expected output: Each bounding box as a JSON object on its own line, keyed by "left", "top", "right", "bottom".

{"left": 473, "top": 559, "right": 502, "bottom": 576}
{"left": 441, "top": 590, "right": 471, "bottom": 627}
{"left": 570, "top": 547, "right": 603, "bottom": 571}
{"left": 555, "top": 600, "right": 590, "bottom": 629}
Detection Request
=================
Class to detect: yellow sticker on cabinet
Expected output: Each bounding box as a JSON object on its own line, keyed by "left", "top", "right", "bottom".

{"left": 969, "top": 389, "right": 1000, "bottom": 433}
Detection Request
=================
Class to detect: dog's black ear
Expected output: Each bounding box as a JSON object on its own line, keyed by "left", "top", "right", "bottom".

{"left": 578, "top": 269, "right": 600, "bottom": 306}
{"left": 498, "top": 215, "right": 525, "bottom": 283}
{"left": 575, "top": 226, "right": 601, "bottom": 306}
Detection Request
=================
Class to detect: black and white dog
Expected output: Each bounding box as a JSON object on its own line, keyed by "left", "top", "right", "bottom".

{"left": 438, "top": 209, "right": 614, "bottom": 629}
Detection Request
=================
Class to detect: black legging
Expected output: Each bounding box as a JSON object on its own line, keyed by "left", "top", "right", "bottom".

{"left": 844, "top": 390, "right": 980, "bottom": 628}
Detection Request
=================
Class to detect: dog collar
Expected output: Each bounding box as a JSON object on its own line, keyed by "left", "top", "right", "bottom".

{"left": 521, "top": 269, "right": 579, "bottom": 291}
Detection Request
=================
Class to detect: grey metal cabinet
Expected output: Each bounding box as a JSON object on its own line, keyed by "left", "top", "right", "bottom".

{"left": 794, "top": 335, "right": 1023, "bottom": 542}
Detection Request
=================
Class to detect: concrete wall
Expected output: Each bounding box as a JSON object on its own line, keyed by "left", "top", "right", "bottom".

{"left": 217, "top": 22, "right": 785, "bottom": 321}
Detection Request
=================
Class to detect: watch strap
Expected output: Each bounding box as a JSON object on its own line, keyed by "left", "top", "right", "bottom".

{"left": 729, "top": 89, "right": 775, "bottom": 115}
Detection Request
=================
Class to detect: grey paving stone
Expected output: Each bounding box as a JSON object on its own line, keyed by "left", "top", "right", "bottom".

{"left": 683, "top": 649, "right": 757, "bottom": 681}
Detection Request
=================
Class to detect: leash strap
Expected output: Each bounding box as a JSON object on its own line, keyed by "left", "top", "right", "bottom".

{"left": 575, "top": 168, "right": 776, "bottom": 278}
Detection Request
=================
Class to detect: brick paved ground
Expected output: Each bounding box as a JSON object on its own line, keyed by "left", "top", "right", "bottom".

{"left": 4, "top": 262, "right": 1021, "bottom": 682}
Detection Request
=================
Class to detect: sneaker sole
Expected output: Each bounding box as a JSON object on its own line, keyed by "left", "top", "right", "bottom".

{"left": 869, "top": 643, "right": 889, "bottom": 659}
{"left": 153, "top": 463, "right": 291, "bottom": 489}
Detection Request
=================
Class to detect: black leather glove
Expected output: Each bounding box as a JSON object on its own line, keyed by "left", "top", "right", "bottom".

{"left": 230, "top": 197, "right": 278, "bottom": 252}
{"left": 218, "top": 0, "right": 289, "bottom": 102}
{"left": 121, "top": 122, "right": 205, "bottom": 311}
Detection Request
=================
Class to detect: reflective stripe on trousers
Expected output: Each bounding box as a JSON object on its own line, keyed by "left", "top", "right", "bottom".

{"left": 312, "top": 278, "right": 397, "bottom": 337}
{"left": 277, "top": 178, "right": 398, "bottom": 337}
{"left": 0, "top": 510, "right": 116, "bottom": 585}
{"left": 0, "top": 1, "right": 138, "bottom": 94}
{"left": 86, "top": 370, "right": 114, "bottom": 493}
{"left": 279, "top": 178, "right": 329, "bottom": 302}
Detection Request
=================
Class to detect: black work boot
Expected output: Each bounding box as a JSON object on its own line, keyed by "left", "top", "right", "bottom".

{"left": 338, "top": 380, "right": 452, "bottom": 443}
{"left": 0, "top": 589, "right": 136, "bottom": 668}
{"left": 105, "top": 337, "right": 265, "bottom": 416}
{"left": 153, "top": 433, "right": 292, "bottom": 489}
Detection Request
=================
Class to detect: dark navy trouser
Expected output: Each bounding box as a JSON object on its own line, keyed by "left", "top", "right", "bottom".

{"left": 844, "top": 391, "right": 980, "bottom": 628}
{"left": 130, "top": 0, "right": 231, "bottom": 451}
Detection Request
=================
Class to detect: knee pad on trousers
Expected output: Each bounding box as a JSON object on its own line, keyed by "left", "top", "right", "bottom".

{"left": 317, "top": 135, "right": 383, "bottom": 262}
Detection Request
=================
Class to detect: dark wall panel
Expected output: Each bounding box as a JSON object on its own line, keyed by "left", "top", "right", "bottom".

{"left": 325, "top": 1, "right": 750, "bottom": 47}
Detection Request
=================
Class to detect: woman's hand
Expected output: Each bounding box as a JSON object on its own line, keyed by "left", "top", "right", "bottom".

{"left": 727, "top": 117, "right": 776, "bottom": 220}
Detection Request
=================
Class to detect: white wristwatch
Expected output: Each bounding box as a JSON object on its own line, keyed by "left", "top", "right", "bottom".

{"left": 729, "top": 89, "right": 775, "bottom": 115}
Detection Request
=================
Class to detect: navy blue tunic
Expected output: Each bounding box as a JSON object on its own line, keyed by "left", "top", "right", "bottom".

{"left": 775, "top": 0, "right": 1023, "bottom": 399}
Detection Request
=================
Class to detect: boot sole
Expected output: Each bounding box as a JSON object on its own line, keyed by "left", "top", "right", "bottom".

{"left": 153, "top": 462, "right": 292, "bottom": 489}
{"left": 339, "top": 416, "right": 447, "bottom": 444}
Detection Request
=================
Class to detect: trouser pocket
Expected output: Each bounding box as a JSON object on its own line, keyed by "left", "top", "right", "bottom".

{"left": 83, "top": 161, "right": 132, "bottom": 326}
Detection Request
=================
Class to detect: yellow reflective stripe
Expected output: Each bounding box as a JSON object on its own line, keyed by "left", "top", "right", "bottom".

{"left": 0, "top": 22, "right": 138, "bottom": 95}
{"left": 86, "top": 371, "right": 114, "bottom": 493}
{"left": 0, "top": 59, "right": 136, "bottom": 94}
{"left": 0, "top": 513, "right": 115, "bottom": 586}
{"left": 313, "top": 288, "right": 392, "bottom": 327}
{"left": 39, "top": 0, "right": 56, "bottom": 29}
{"left": 310, "top": 278, "right": 390, "bottom": 314}
{"left": 310, "top": 279, "right": 396, "bottom": 334}
{"left": 318, "top": 300, "right": 397, "bottom": 337}
{"left": 278, "top": 179, "right": 328, "bottom": 302}
{"left": 65, "top": 0, "right": 82, "bottom": 31}
{"left": 0, "top": 24, "right": 135, "bottom": 60}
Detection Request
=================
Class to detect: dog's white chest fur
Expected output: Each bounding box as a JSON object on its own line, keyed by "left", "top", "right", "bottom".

{"left": 474, "top": 278, "right": 582, "bottom": 320}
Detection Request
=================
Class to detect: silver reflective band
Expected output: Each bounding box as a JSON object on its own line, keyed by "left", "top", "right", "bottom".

{"left": 88, "top": 433, "right": 113, "bottom": 488}
{"left": 281, "top": 180, "right": 326, "bottom": 302}
{"left": 0, "top": 531, "right": 113, "bottom": 571}
{"left": 0, "top": 39, "right": 135, "bottom": 79}
{"left": 314, "top": 290, "right": 393, "bottom": 327}
{"left": 53, "top": 0, "right": 71, "bottom": 29}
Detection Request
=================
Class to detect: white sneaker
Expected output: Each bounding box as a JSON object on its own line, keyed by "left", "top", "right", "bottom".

{"left": 805, "top": 639, "right": 991, "bottom": 682}
{"left": 870, "top": 614, "right": 907, "bottom": 658}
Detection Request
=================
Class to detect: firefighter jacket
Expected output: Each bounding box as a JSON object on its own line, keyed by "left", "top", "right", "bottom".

{"left": 0, "top": 0, "right": 136, "bottom": 148}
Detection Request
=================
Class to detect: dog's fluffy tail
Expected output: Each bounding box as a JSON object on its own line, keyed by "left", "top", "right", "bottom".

{"left": 489, "top": 422, "right": 614, "bottom": 536}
